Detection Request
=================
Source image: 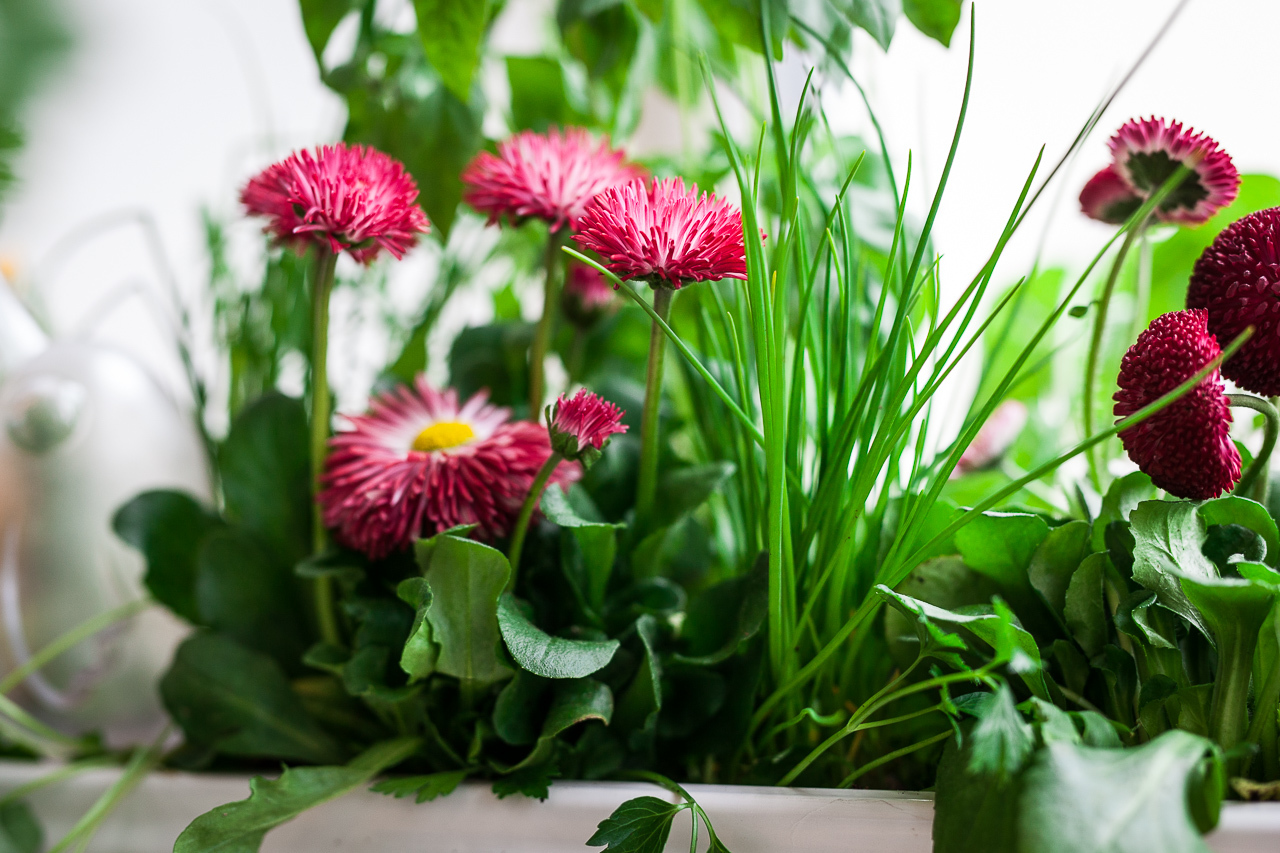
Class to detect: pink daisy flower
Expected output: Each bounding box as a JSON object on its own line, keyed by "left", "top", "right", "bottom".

{"left": 1113, "top": 310, "right": 1240, "bottom": 500}
{"left": 1107, "top": 117, "right": 1239, "bottom": 225}
{"left": 319, "top": 378, "right": 577, "bottom": 558}
{"left": 461, "top": 127, "right": 643, "bottom": 232}
{"left": 1079, "top": 165, "right": 1142, "bottom": 225}
{"left": 573, "top": 177, "right": 748, "bottom": 287}
{"left": 561, "top": 263, "right": 618, "bottom": 327}
{"left": 549, "top": 389, "right": 627, "bottom": 463}
{"left": 1186, "top": 207, "right": 1280, "bottom": 396}
{"left": 241, "top": 143, "right": 430, "bottom": 264}
{"left": 956, "top": 400, "right": 1028, "bottom": 475}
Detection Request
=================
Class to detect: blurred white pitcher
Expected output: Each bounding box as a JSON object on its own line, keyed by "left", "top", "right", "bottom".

{"left": 0, "top": 279, "right": 209, "bottom": 746}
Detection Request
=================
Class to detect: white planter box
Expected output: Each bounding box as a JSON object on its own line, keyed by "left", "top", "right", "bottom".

{"left": 1, "top": 761, "right": 1277, "bottom": 852}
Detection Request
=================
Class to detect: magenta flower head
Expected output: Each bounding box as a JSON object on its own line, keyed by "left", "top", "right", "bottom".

{"left": 1107, "top": 117, "right": 1239, "bottom": 225}
{"left": 561, "top": 263, "right": 617, "bottom": 328}
{"left": 548, "top": 389, "right": 628, "bottom": 467}
{"left": 573, "top": 177, "right": 748, "bottom": 287}
{"left": 319, "top": 377, "right": 577, "bottom": 558}
{"left": 1186, "top": 207, "right": 1280, "bottom": 396}
{"left": 1113, "top": 310, "right": 1240, "bottom": 500}
{"left": 241, "top": 143, "right": 430, "bottom": 264}
{"left": 1079, "top": 165, "right": 1143, "bottom": 225}
{"left": 461, "top": 127, "right": 643, "bottom": 232}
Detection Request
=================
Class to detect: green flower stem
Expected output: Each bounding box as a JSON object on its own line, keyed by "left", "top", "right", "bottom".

{"left": 1228, "top": 393, "right": 1279, "bottom": 504}
{"left": 635, "top": 285, "right": 674, "bottom": 531}
{"left": 0, "top": 598, "right": 152, "bottom": 696}
{"left": 1084, "top": 213, "right": 1150, "bottom": 489}
{"left": 567, "top": 327, "right": 587, "bottom": 385}
{"left": 309, "top": 247, "right": 341, "bottom": 648}
{"left": 1245, "top": 649, "right": 1280, "bottom": 768}
{"left": 1209, "top": 623, "right": 1260, "bottom": 752}
{"left": 529, "top": 229, "right": 566, "bottom": 419}
{"left": 506, "top": 451, "right": 563, "bottom": 591}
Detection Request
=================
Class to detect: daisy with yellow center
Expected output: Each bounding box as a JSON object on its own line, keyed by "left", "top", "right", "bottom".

{"left": 319, "top": 377, "right": 577, "bottom": 559}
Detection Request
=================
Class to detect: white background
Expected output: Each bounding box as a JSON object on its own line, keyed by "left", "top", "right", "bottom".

{"left": 0, "top": 0, "right": 1273, "bottom": 413}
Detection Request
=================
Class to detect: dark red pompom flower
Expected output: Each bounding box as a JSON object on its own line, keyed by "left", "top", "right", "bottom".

{"left": 573, "top": 177, "right": 747, "bottom": 287}
{"left": 1113, "top": 309, "right": 1240, "bottom": 500}
{"left": 1186, "top": 207, "right": 1280, "bottom": 396}
{"left": 241, "top": 143, "right": 429, "bottom": 264}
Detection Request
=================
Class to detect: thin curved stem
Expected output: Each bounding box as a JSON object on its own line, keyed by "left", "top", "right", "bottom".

{"left": 0, "top": 598, "right": 152, "bottom": 696}
{"left": 1084, "top": 214, "right": 1150, "bottom": 489}
{"left": 635, "top": 286, "right": 674, "bottom": 531}
{"left": 506, "top": 452, "right": 562, "bottom": 590}
{"left": 529, "top": 229, "right": 566, "bottom": 418}
{"left": 309, "top": 247, "right": 341, "bottom": 647}
{"left": 1228, "top": 393, "right": 1279, "bottom": 504}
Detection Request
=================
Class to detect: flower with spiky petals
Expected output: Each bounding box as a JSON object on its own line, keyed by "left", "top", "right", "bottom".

{"left": 1186, "top": 207, "right": 1280, "bottom": 396}
{"left": 561, "top": 263, "right": 617, "bottom": 328}
{"left": 319, "top": 378, "right": 577, "bottom": 558}
{"left": 1113, "top": 310, "right": 1240, "bottom": 500}
{"left": 956, "top": 400, "right": 1028, "bottom": 475}
{"left": 242, "top": 143, "right": 430, "bottom": 264}
{"left": 1079, "top": 165, "right": 1143, "bottom": 225}
{"left": 1107, "top": 117, "right": 1239, "bottom": 225}
{"left": 573, "top": 177, "right": 747, "bottom": 287}
{"left": 461, "top": 128, "right": 643, "bottom": 232}
{"left": 548, "top": 389, "right": 627, "bottom": 466}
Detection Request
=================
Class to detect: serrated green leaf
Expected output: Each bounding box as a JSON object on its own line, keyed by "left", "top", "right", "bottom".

{"left": 587, "top": 795, "right": 683, "bottom": 853}
{"left": 112, "top": 489, "right": 221, "bottom": 624}
{"left": 160, "top": 632, "right": 343, "bottom": 765}
{"left": 968, "top": 684, "right": 1034, "bottom": 779}
{"left": 0, "top": 801, "right": 41, "bottom": 853}
{"left": 954, "top": 512, "right": 1049, "bottom": 590}
{"left": 413, "top": 0, "right": 490, "bottom": 100}
{"left": 1093, "top": 472, "right": 1155, "bottom": 552}
{"left": 219, "top": 394, "right": 311, "bottom": 566}
{"left": 902, "top": 0, "right": 963, "bottom": 47}
{"left": 415, "top": 534, "right": 513, "bottom": 690}
{"left": 497, "top": 593, "right": 619, "bottom": 678}
{"left": 1016, "top": 730, "right": 1222, "bottom": 853}
{"left": 174, "top": 738, "right": 419, "bottom": 853}
{"left": 370, "top": 769, "right": 468, "bottom": 803}
{"left": 1130, "top": 500, "right": 1217, "bottom": 638}
{"left": 1064, "top": 552, "right": 1107, "bottom": 658}
{"left": 396, "top": 576, "right": 438, "bottom": 682}
{"left": 843, "top": 0, "right": 900, "bottom": 50}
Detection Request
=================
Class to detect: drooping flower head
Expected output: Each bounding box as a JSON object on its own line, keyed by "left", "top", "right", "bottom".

{"left": 319, "top": 378, "right": 576, "bottom": 558}
{"left": 561, "top": 263, "right": 617, "bottom": 328}
{"left": 1113, "top": 310, "right": 1240, "bottom": 500}
{"left": 1186, "top": 207, "right": 1280, "bottom": 396}
{"left": 461, "top": 128, "right": 643, "bottom": 232}
{"left": 573, "top": 177, "right": 747, "bottom": 287}
{"left": 548, "top": 389, "right": 627, "bottom": 466}
{"left": 241, "top": 143, "right": 430, "bottom": 264}
{"left": 1106, "top": 117, "right": 1239, "bottom": 225}
{"left": 956, "top": 400, "right": 1028, "bottom": 475}
{"left": 1079, "top": 165, "right": 1143, "bottom": 225}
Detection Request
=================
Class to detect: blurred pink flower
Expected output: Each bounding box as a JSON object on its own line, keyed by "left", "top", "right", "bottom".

{"left": 1078, "top": 165, "right": 1142, "bottom": 225}
{"left": 561, "top": 263, "right": 617, "bottom": 327}
{"left": 241, "top": 143, "right": 429, "bottom": 264}
{"left": 462, "top": 127, "right": 643, "bottom": 232}
{"left": 956, "top": 400, "right": 1028, "bottom": 475}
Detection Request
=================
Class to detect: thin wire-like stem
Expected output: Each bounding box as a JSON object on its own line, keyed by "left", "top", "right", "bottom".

{"left": 635, "top": 286, "right": 674, "bottom": 531}
{"left": 0, "top": 599, "right": 152, "bottom": 696}
{"left": 309, "top": 247, "right": 341, "bottom": 647}
{"left": 47, "top": 729, "right": 168, "bottom": 853}
{"left": 1228, "top": 393, "right": 1279, "bottom": 504}
{"left": 529, "top": 229, "right": 566, "bottom": 418}
{"left": 837, "top": 729, "right": 954, "bottom": 789}
{"left": 506, "top": 451, "right": 563, "bottom": 590}
{"left": 1083, "top": 213, "right": 1151, "bottom": 489}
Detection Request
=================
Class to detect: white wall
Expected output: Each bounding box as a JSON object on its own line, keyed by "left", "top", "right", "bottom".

{"left": 0, "top": 0, "right": 1273, "bottom": 409}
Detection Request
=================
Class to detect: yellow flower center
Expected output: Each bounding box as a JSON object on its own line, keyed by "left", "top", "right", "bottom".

{"left": 411, "top": 420, "right": 475, "bottom": 452}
